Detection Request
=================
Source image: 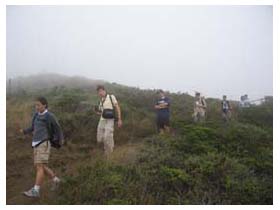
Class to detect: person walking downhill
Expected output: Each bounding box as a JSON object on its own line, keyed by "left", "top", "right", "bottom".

{"left": 94, "top": 85, "right": 122, "bottom": 157}
{"left": 221, "top": 95, "right": 232, "bottom": 122}
{"left": 20, "top": 96, "right": 63, "bottom": 198}
{"left": 193, "top": 92, "right": 207, "bottom": 123}
{"left": 154, "top": 89, "right": 171, "bottom": 134}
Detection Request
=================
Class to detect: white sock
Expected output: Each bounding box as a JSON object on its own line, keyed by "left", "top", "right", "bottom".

{"left": 34, "top": 185, "right": 40, "bottom": 191}
{"left": 53, "top": 176, "right": 60, "bottom": 182}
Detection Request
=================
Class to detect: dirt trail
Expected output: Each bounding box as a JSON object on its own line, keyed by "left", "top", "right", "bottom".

{"left": 6, "top": 129, "right": 144, "bottom": 205}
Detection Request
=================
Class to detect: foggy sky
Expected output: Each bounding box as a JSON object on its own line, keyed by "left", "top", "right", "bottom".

{"left": 6, "top": 6, "right": 273, "bottom": 100}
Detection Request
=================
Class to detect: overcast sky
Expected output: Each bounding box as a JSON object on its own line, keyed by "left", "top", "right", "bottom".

{"left": 6, "top": 6, "right": 272, "bottom": 100}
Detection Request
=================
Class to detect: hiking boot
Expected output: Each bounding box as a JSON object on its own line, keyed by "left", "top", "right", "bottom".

{"left": 23, "top": 188, "right": 40, "bottom": 198}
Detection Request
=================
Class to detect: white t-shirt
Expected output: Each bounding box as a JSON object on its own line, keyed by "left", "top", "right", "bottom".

{"left": 222, "top": 100, "right": 229, "bottom": 110}
{"left": 99, "top": 94, "right": 118, "bottom": 120}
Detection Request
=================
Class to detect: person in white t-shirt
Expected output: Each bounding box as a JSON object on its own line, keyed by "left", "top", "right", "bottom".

{"left": 94, "top": 85, "right": 122, "bottom": 156}
{"left": 193, "top": 92, "right": 207, "bottom": 122}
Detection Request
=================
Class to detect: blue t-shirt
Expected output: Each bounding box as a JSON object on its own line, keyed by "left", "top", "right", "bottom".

{"left": 155, "top": 97, "right": 170, "bottom": 117}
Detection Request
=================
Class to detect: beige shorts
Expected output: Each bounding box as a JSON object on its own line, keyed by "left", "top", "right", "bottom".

{"left": 33, "top": 140, "right": 51, "bottom": 164}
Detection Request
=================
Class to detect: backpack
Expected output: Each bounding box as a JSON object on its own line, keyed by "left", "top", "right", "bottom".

{"left": 32, "top": 112, "right": 64, "bottom": 149}
{"left": 47, "top": 112, "right": 64, "bottom": 148}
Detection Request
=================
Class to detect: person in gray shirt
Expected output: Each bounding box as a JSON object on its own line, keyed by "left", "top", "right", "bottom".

{"left": 20, "top": 96, "right": 62, "bottom": 198}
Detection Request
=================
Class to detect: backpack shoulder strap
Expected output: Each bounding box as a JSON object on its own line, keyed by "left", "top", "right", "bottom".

{"left": 100, "top": 95, "right": 106, "bottom": 107}
{"left": 109, "top": 94, "right": 115, "bottom": 108}
{"left": 200, "top": 98, "right": 204, "bottom": 106}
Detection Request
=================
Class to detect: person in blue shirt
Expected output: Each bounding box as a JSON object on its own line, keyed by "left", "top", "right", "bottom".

{"left": 154, "top": 90, "right": 171, "bottom": 134}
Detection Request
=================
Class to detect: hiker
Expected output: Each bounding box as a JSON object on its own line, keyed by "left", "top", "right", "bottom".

{"left": 154, "top": 89, "right": 171, "bottom": 134}
{"left": 243, "top": 94, "right": 250, "bottom": 107}
{"left": 221, "top": 95, "right": 232, "bottom": 122}
{"left": 239, "top": 95, "right": 245, "bottom": 107}
{"left": 193, "top": 92, "right": 207, "bottom": 123}
{"left": 94, "top": 85, "right": 122, "bottom": 156}
{"left": 239, "top": 94, "right": 250, "bottom": 108}
{"left": 19, "top": 96, "right": 63, "bottom": 198}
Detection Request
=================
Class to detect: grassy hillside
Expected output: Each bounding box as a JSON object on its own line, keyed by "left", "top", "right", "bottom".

{"left": 6, "top": 74, "right": 273, "bottom": 204}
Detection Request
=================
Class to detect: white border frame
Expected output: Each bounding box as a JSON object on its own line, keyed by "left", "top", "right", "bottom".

{"left": 1, "top": 1, "right": 278, "bottom": 209}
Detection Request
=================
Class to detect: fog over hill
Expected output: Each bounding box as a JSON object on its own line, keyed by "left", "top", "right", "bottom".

{"left": 7, "top": 6, "right": 272, "bottom": 101}
{"left": 6, "top": 73, "right": 272, "bottom": 105}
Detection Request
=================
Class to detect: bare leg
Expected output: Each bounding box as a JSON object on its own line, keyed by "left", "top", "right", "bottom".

{"left": 35, "top": 164, "right": 45, "bottom": 186}
{"left": 164, "top": 126, "right": 170, "bottom": 134}
{"left": 43, "top": 165, "right": 55, "bottom": 179}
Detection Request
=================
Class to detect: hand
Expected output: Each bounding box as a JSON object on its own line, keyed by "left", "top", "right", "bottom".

{"left": 19, "top": 129, "right": 24, "bottom": 134}
{"left": 94, "top": 109, "right": 102, "bottom": 115}
{"left": 117, "top": 119, "right": 123, "bottom": 128}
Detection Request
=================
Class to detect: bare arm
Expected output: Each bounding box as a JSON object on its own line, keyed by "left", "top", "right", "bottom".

{"left": 115, "top": 103, "right": 122, "bottom": 120}
{"left": 155, "top": 103, "right": 168, "bottom": 109}
{"left": 155, "top": 104, "right": 161, "bottom": 109}
{"left": 160, "top": 103, "right": 169, "bottom": 108}
{"left": 114, "top": 103, "right": 122, "bottom": 128}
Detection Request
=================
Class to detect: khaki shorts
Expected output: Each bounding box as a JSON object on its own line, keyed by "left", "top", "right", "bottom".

{"left": 33, "top": 140, "right": 51, "bottom": 164}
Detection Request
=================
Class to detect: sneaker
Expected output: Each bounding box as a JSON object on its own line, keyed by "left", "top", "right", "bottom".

{"left": 50, "top": 178, "right": 61, "bottom": 191}
{"left": 23, "top": 188, "right": 40, "bottom": 198}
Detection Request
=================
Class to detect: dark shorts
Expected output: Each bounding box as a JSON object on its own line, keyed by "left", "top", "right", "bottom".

{"left": 157, "top": 115, "right": 170, "bottom": 129}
